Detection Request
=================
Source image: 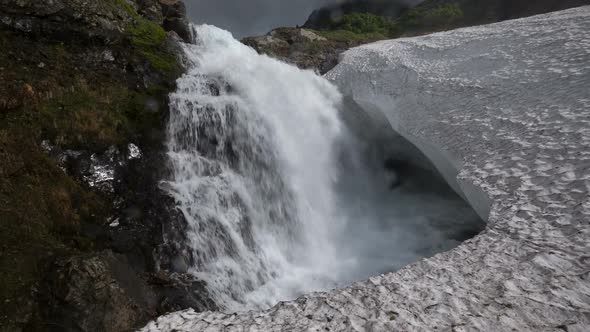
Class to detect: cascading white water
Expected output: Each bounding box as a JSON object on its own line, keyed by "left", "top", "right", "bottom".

{"left": 163, "top": 24, "right": 483, "bottom": 312}
{"left": 164, "top": 25, "right": 346, "bottom": 311}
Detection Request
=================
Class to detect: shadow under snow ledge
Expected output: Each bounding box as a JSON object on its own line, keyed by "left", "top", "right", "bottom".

{"left": 142, "top": 6, "right": 590, "bottom": 331}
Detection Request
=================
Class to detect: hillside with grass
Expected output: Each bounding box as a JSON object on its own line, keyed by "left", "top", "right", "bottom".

{"left": 0, "top": 1, "right": 215, "bottom": 331}
{"left": 306, "top": 0, "right": 590, "bottom": 39}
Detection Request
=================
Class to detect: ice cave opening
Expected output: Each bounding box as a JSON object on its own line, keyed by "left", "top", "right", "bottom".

{"left": 164, "top": 24, "right": 487, "bottom": 312}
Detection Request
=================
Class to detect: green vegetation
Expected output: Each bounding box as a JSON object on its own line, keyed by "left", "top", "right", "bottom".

{"left": 317, "top": 29, "right": 388, "bottom": 42}
{"left": 39, "top": 81, "right": 127, "bottom": 151}
{"left": 109, "top": 0, "right": 137, "bottom": 17}
{"left": 312, "top": 2, "right": 466, "bottom": 43}
{"left": 315, "top": 12, "right": 397, "bottom": 41}
{"left": 106, "top": 0, "right": 178, "bottom": 73}
{"left": 401, "top": 2, "right": 464, "bottom": 30}
{"left": 0, "top": 97, "right": 105, "bottom": 321}
{"left": 330, "top": 12, "right": 397, "bottom": 36}
{"left": 305, "top": 12, "right": 398, "bottom": 44}
{"left": 36, "top": 81, "right": 163, "bottom": 152}
{"left": 0, "top": 0, "right": 179, "bottom": 325}
{"left": 128, "top": 17, "right": 177, "bottom": 72}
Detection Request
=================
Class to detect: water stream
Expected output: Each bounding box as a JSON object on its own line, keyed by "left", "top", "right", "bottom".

{"left": 162, "top": 24, "right": 483, "bottom": 312}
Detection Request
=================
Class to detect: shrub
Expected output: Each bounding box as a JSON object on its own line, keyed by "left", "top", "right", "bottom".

{"left": 401, "top": 2, "right": 464, "bottom": 30}
{"left": 314, "top": 12, "right": 398, "bottom": 42}
{"left": 317, "top": 29, "right": 388, "bottom": 42}
{"left": 127, "top": 17, "right": 176, "bottom": 72}
{"left": 330, "top": 12, "right": 397, "bottom": 36}
{"left": 424, "top": 3, "right": 464, "bottom": 26}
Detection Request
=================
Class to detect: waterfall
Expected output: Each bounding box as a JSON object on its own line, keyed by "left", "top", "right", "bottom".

{"left": 163, "top": 24, "right": 484, "bottom": 312}
{"left": 164, "top": 25, "right": 346, "bottom": 311}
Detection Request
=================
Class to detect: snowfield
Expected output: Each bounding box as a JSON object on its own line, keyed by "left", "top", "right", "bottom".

{"left": 143, "top": 6, "right": 590, "bottom": 331}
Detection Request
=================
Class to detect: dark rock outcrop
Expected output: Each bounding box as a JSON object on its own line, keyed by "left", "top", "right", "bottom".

{"left": 38, "top": 251, "right": 153, "bottom": 332}
{"left": 0, "top": 0, "right": 134, "bottom": 42}
{"left": 159, "top": 0, "right": 191, "bottom": 43}
{"left": 134, "top": 0, "right": 192, "bottom": 42}
{"left": 36, "top": 250, "right": 215, "bottom": 332}
{"left": 242, "top": 28, "right": 373, "bottom": 74}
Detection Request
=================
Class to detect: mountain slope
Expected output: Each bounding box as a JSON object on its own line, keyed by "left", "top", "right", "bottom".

{"left": 303, "top": 0, "right": 420, "bottom": 29}
{"left": 395, "top": 0, "right": 590, "bottom": 35}
{"left": 304, "top": 0, "right": 590, "bottom": 36}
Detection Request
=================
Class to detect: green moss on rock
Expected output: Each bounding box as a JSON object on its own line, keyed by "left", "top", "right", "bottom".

{"left": 109, "top": 0, "right": 138, "bottom": 17}
{"left": 400, "top": 2, "right": 464, "bottom": 31}
{"left": 128, "top": 14, "right": 178, "bottom": 73}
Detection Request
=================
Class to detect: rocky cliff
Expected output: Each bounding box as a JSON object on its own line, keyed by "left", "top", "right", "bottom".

{"left": 241, "top": 28, "right": 372, "bottom": 75}
{"left": 142, "top": 6, "right": 590, "bottom": 331}
{"left": 0, "top": 1, "right": 215, "bottom": 331}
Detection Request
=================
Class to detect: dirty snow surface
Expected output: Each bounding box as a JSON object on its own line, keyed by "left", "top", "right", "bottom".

{"left": 143, "top": 7, "right": 590, "bottom": 331}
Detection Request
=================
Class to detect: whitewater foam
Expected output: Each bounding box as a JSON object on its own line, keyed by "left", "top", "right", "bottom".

{"left": 164, "top": 25, "right": 346, "bottom": 311}
{"left": 163, "top": 24, "right": 483, "bottom": 312}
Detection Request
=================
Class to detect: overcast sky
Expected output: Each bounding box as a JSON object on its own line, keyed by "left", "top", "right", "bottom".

{"left": 184, "top": 0, "right": 339, "bottom": 38}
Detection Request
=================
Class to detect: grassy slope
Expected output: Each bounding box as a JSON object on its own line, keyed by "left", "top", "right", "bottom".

{"left": 0, "top": 1, "right": 180, "bottom": 328}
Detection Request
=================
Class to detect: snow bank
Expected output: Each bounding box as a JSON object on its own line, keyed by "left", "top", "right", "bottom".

{"left": 142, "top": 6, "right": 590, "bottom": 331}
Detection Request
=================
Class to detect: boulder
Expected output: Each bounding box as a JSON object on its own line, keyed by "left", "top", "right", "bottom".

{"left": 242, "top": 27, "right": 357, "bottom": 74}
{"left": 38, "top": 251, "right": 154, "bottom": 332}
{"left": 37, "top": 250, "right": 217, "bottom": 332}
{"left": 135, "top": 0, "right": 165, "bottom": 24}
{"left": 158, "top": 0, "right": 191, "bottom": 43}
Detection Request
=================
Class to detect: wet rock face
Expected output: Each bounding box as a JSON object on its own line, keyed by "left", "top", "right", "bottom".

{"left": 135, "top": 0, "right": 192, "bottom": 42}
{"left": 39, "top": 251, "right": 151, "bottom": 332}
{"left": 41, "top": 142, "right": 147, "bottom": 196}
{"left": 36, "top": 138, "right": 219, "bottom": 330}
{"left": 37, "top": 251, "right": 217, "bottom": 332}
